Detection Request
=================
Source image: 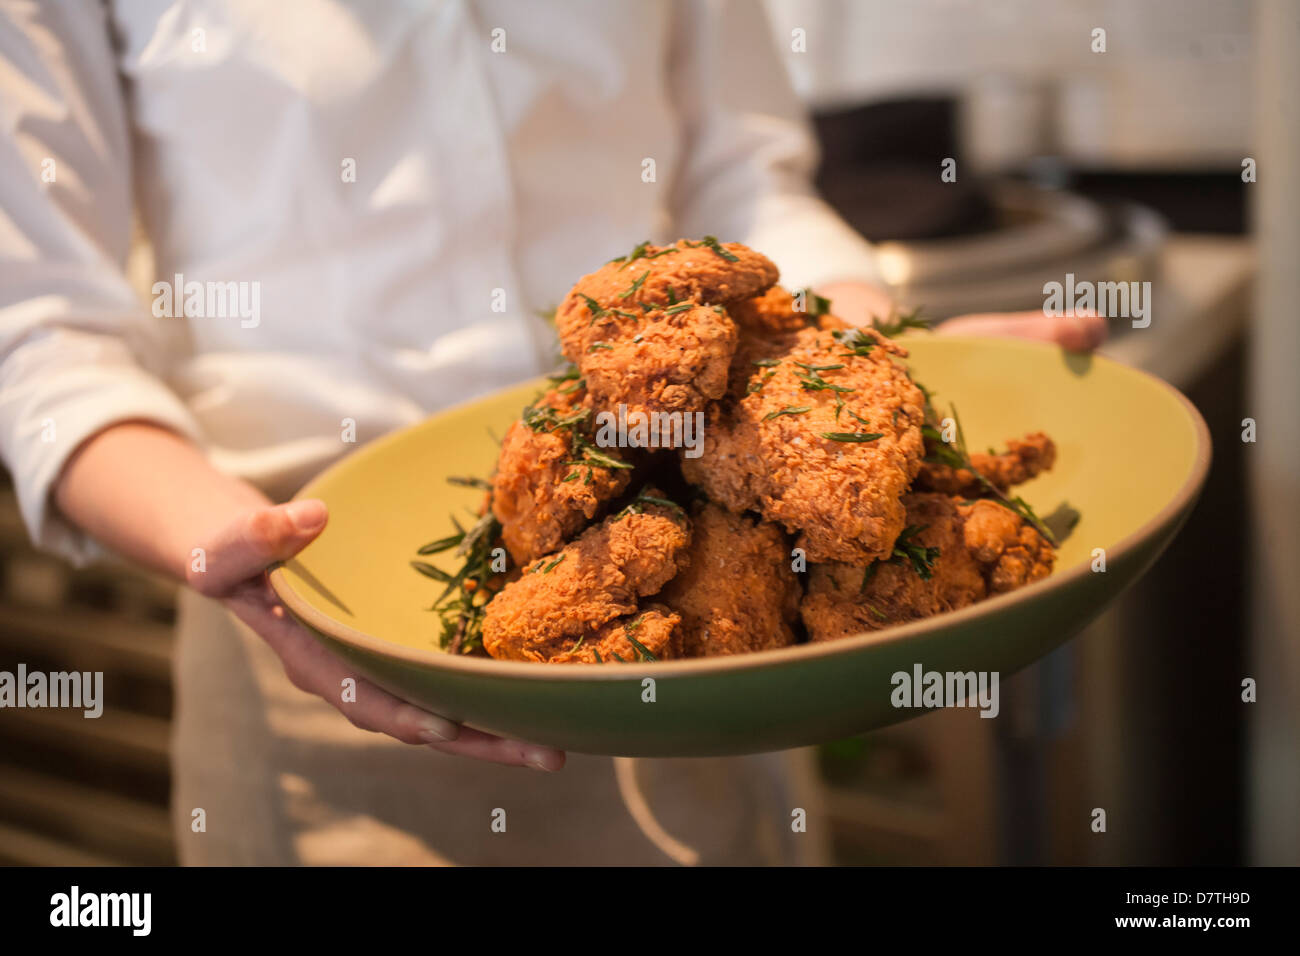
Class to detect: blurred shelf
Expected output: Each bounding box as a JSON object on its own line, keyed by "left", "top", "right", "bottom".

{"left": 0, "top": 766, "right": 175, "bottom": 866}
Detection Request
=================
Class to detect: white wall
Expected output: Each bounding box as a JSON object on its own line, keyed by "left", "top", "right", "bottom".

{"left": 764, "top": 0, "right": 1254, "bottom": 168}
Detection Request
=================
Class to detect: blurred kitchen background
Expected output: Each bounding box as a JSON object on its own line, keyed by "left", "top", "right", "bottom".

{"left": 1, "top": 0, "right": 1295, "bottom": 865}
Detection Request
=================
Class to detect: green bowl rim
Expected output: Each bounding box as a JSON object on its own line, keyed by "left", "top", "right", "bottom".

{"left": 268, "top": 336, "right": 1212, "bottom": 682}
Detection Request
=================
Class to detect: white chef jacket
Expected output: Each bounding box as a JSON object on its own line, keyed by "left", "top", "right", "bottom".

{"left": 0, "top": 0, "right": 881, "bottom": 562}
{"left": 1, "top": 1, "right": 868, "bottom": 866}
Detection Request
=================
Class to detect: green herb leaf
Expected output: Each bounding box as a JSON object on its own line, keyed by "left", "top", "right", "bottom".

{"left": 685, "top": 235, "right": 739, "bottom": 262}
{"left": 619, "top": 269, "right": 650, "bottom": 299}
{"left": 871, "top": 307, "right": 929, "bottom": 338}
{"left": 821, "top": 432, "right": 884, "bottom": 443}
{"left": 409, "top": 561, "right": 453, "bottom": 582}
{"left": 763, "top": 405, "right": 812, "bottom": 421}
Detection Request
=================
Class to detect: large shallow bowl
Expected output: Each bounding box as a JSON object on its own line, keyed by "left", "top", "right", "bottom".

{"left": 269, "top": 336, "right": 1210, "bottom": 756}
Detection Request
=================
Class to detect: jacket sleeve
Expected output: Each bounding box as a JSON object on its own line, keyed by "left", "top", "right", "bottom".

{"left": 0, "top": 0, "right": 203, "bottom": 566}
{"left": 665, "top": 0, "right": 881, "bottom": 290}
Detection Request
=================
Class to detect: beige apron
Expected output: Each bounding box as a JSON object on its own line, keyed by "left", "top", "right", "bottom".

{"left": 170, "top": 589, "right": 830, "bottom": 865}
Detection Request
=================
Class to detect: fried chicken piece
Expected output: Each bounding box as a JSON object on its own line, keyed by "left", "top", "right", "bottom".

{"left": 728, "top": 285, "right": 856, "bottom": 336}
{"left": 916, "top": 432, "right": 1057, "bottom": 496}
{"left": 578, "top": 303, "right": 738, "bottom": 418}
{"left": 554, "top": 239, "right": 777, "bottom": 416}
{"left": 683, "top": 326, "right": 925, "bottom": 565}
{"left": 658, "top": 502, "right": 800, "bottom": 657}
{"left": 481, "top": 497, "right": 691, "bottom": 663}
{"left": 959, "top": 498, "right": 1056, "bottom": 593}
{"left": 543, "top": 606, "right": 680, "bottom": 664}
{"left": 491, "top": 382, "right": 631, "bottom": 565}
{"left": 800, "top": 493, "right": 1054, "bottom": 642}
{"left": 560, "top": 239, "right": 778, "bottom": 317}
{"left": 727, "top": 286, "right": 808, "bottom": 336}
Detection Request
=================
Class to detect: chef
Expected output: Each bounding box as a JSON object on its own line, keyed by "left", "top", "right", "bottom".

{"left": 0, "top": 0, "right": 1101, "bottom": 865}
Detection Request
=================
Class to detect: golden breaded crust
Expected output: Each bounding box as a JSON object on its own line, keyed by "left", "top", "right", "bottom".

{"left": 578, "top": 303, "right": 737, "bottom": 417}
{"left": 558, "top": 239, "right": 778, "bottom": 318}
{"left": 916, "top": 432, "right": 1057, "bottom": 496}
{"left": 683, "top": 326, "right": 926, "bottom": 564}
{"left": 727, "top": 286, "right": 809, "bottom": 336}
{"left": 658, "top": 502, "right": 800, "bottom": 657}
{"left": 481, "top": 499, "right": 690, "bottom": 663}
{"left": 958, "top": 498, "right": 1055, "bottom": 593}
{"left": 554, "top": 239, "right": 776, "bottom": 416}
{"left": 490, "top": 383, "right": 631, "bottom": 564}
{"left": 800, "top": 493, "right": 1054, "bottom": 642}
{"left": 543, "top": 606, "right": 681, "bottom": 664}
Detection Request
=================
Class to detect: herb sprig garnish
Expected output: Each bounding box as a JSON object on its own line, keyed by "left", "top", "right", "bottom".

{"left": 618, "top": 486, "right": 686, "bottom": 519}
{"left": 922, "top": 402, "right": 1059, "bottom": 545}
{"left": 610, "top": 241, "right": 677, "bottom": 269}
{"left": 619, "top": 270, "right": 651, "bottom": 299}
{"left": 859, "top": 524, "right": 940, "bottom": 589}
{"left": 523, "top": 402, "right": 589, "bottom": 434}
{"left": 523, "top": 365, "right": 637, "bottom": 477}
{"left": 821, "top": 431, "right": 884, "bottom": 443}
{"left": 567, "top": 435, "right": 634, "bottom": 471}
{"left": 623, "top": 615, "right": 658, "bottom": 662}
{"left": 832, "top": 327, "right": 877, "bottom": 357}
{"left": 763, "top": 405, "right": 812, "bottom": 421}
{"left": 683, "top": 235, "right": 739, "bottom": 262}
{"left": 414, "top": 500, "right": 504, "bottom": 655}
{"left": 548, "top": 363, "right": 581, "bottom": 386}
{"left": 578, "top": 293, "right": 607, "bottom": 326}
{"left": 797, "top": 366, "right": 855, "bottom": 418}
{"left": 871, "top": 307, "right": 930, "bottom": 338}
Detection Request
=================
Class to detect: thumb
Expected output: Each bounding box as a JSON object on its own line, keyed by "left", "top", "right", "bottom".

{"left": 188, "top": 499, "right": 328, "bottom": 596}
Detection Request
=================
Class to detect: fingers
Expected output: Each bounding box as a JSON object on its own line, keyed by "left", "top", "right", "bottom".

{"left": 939, "top": 311, "right": 1108, "bottom": 352}
{"left": 232, "top": 591, "right": 565, "bottom": 770}
{"left": 426, "top": 727, "right": 567, "bottom": 771}
{"left": 188, "top": 499, "right": 328, "bottom": 596}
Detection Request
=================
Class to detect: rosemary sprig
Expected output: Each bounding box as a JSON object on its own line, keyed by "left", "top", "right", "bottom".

{"left": 832, "top": 327, "right": 876, "bottom": 357}
{"left": 871, "top": 307, "right": 929, "bottom": 338}
{"left": 610, "top": 241, "right": 677, "bottom": 269}
{"left": 618, "top": 487, "right": 686, "bottom": 519}
{"left": 924, "top": 402, "right": 1059, "bottom": 545}
{"left": 619, "top": 270, "right": 650, "bottom": 299}
{"left": 858, "top": 525, "right": 940, "bottom": 588}
{"left": 763, "top": 405, "right": 812, "bottom": 422}
{"left": 547, "top": 363, "right": 580, "bottom": 386}
{"left": 891, "top": 525, "right": 940, "bottom": 580}
{"left": 578, "top": 293, "right": 607, "bottom": 326}
{"left": 821, "top": 432, "right": 884, "bottom": 443}
{"left": 624, "top": 615, "right": 658, "bottom": 662}
{"left": 570, "top": 435, "right": 634, "bottom": 470}
{"left": 684, "top": 235, "right": 739, "bottom": 262}
{"left": 522, "top": 402, "right": 589, "bottom": 434}
{"left": 416, "top": 501, "right": 504, "bottom": 655}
